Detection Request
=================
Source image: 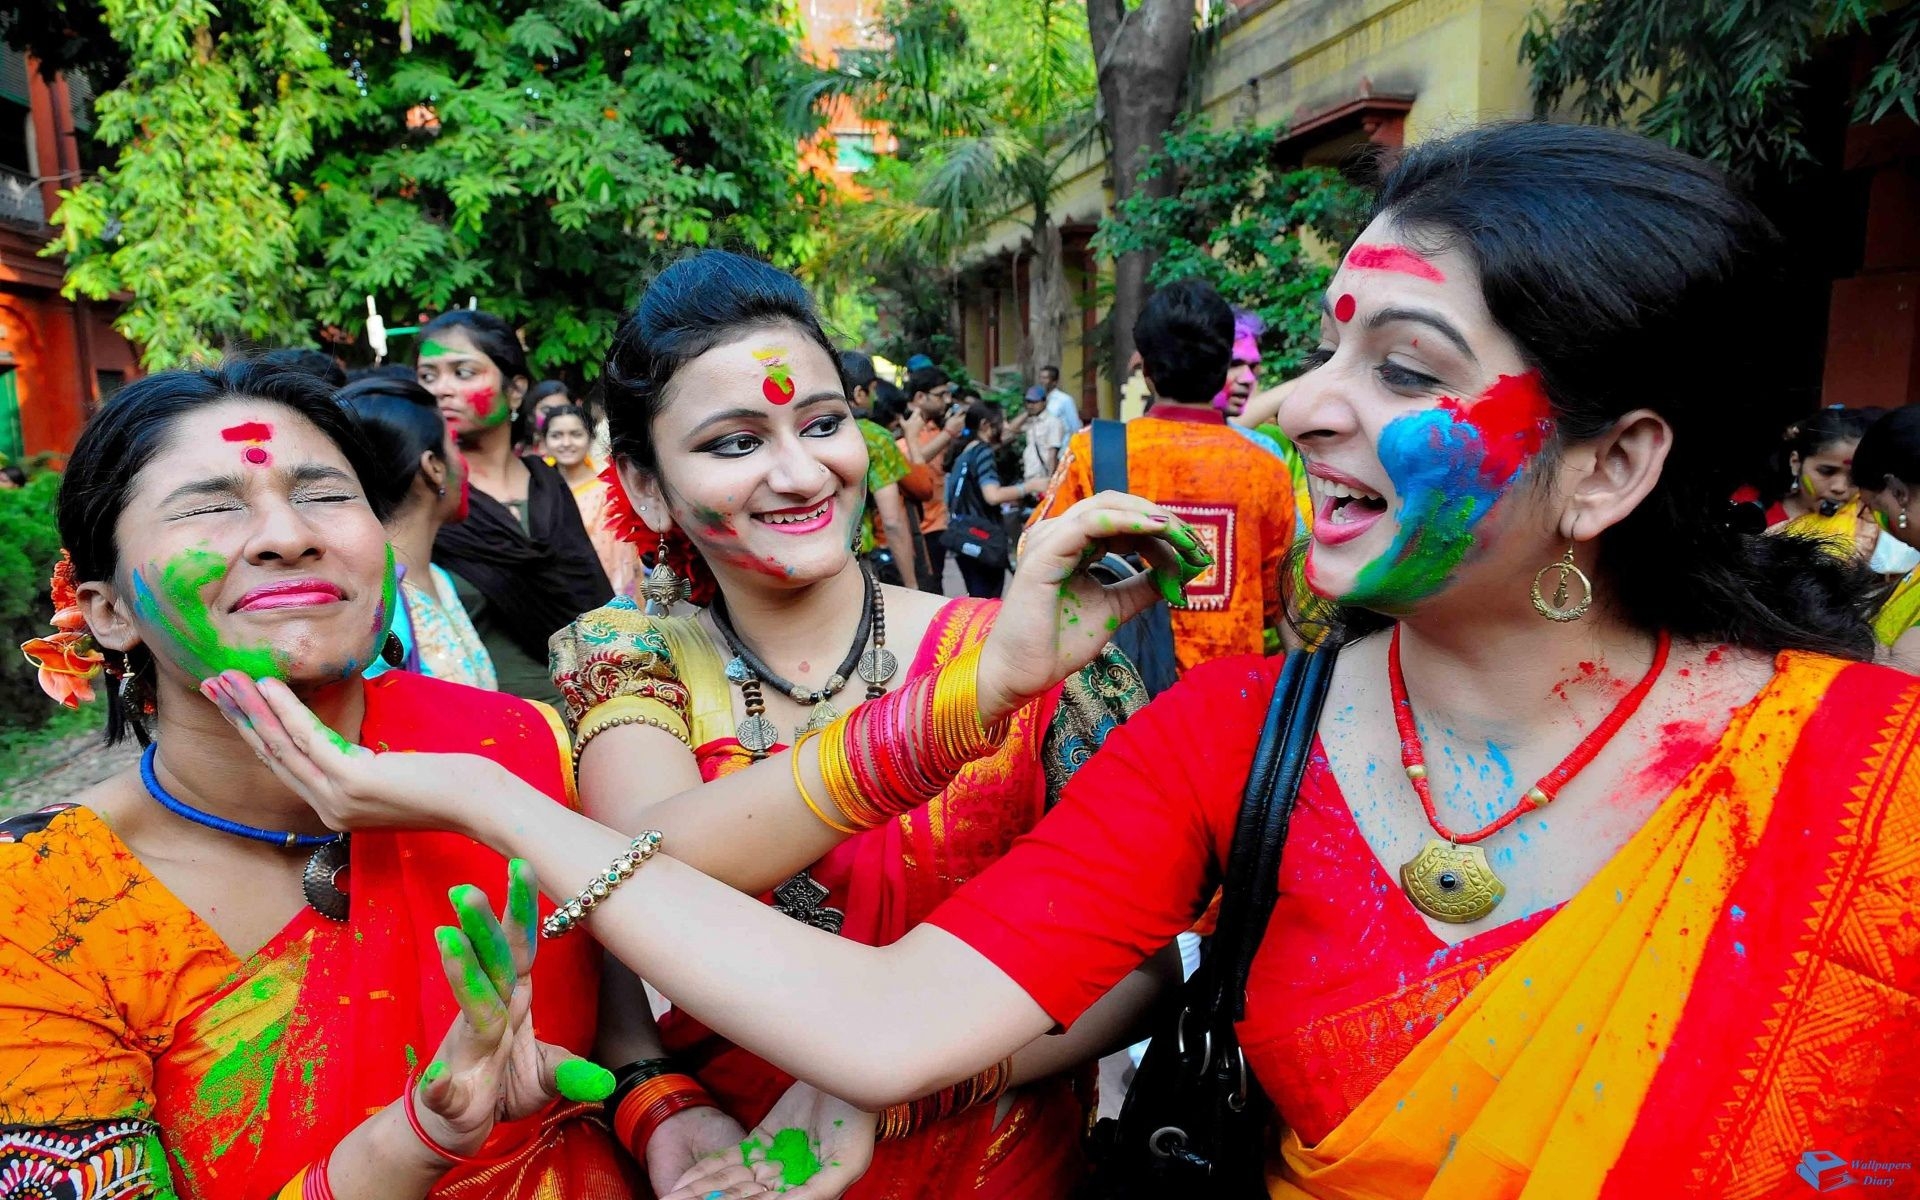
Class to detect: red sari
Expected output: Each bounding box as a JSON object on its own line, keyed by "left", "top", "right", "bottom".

{"left": 0, "top": 671, "right": 635, "bottom": 1198}
{"left": 930, "top": 650, "right": 1920, "bottom": 1197}
{"left": 658, "top": 598, "right": 1093, "bottom": 1199}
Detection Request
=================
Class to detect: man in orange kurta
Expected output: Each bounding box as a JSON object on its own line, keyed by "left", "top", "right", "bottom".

{"left": 1029, "top": 280, "right": 1295, "bottom": 673}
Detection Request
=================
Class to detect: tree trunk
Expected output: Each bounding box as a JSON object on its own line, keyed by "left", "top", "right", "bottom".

{"left": 1025, "top": 214, "right": 1067, "bottom": 387}
{"left": 1088, "top": 0, "right": 1192, "bottom": 414}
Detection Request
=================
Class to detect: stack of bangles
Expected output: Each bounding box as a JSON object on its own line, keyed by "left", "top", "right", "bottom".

{"left": 608, "top": 1057, "right": 716, "bottom": 1160}
{"left": 795, "top": 642, "right": 1009, "bottom": 836}
{"left": 875, "top": 1057, "right": 1015, "bottom": 1141}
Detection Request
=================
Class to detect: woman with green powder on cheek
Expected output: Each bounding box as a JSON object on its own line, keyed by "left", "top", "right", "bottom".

{"left": 417, "top": 310, "right": 612, "bottom": 706}
{"left": 0, "top": 362, "right": 641, "bottom": 1197}
{"left": 208, "top": 125, "right": 1919, "bottom": 1200}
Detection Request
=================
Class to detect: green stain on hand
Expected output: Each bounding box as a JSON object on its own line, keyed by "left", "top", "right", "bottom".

{"left": 765, "top": 1127, "right": 823, "bottom": 1187}
{"left": 131, "top": 547, "right": 283, "bottom": 681}
{"left": 555, "top": 1058, "right": 616, "bottom": 1102}
{"left": 1150, "top": 567, "right": 1187, "bottom": 609}
{"left": 507, "top": 858, "right": 538, "bottom": 948}
{"left": 423, "top": 1059, "right": 448, "bottom": 1084}
{"left": 450, "top": 885, "right": 515, "bottom": 999}
{"left": 435, "top": 925, "right": 498, "bottom": 1010}
{"left": 1104, "top": 616, "right": 1120, "bottom": 632}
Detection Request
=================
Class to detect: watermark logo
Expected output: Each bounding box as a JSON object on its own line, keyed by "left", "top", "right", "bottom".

{"left": 1797, "top": 1150, "right": 1915, "bottom": 1192}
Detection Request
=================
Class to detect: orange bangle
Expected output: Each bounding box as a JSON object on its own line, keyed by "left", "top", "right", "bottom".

{"left": 612, "top": 1072, "right": 714, "bottom": 1158}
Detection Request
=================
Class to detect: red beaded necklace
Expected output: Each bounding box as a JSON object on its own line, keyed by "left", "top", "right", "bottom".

{"left": 1388, "top": 625, "right": 1672, "bottom": 844}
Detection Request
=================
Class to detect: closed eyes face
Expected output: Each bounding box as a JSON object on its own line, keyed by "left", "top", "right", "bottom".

{"left": 102, "top": 400, "right": 394, "bottom": 688}
{"left": 631, "top": 325, "right": 868, "bottom": 587}
{"left": 1278, "top": 217, "right": 1558, "bottom": 613}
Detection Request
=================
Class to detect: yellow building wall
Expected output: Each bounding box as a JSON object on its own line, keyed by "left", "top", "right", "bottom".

{"left": 951, "top": 0, "right": 1557, "bottom": 412}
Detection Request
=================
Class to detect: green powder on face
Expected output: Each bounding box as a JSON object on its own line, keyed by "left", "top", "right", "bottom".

{"left": 555, "top": 1058, "right": 617, "bottom": 1102}
{"left": 132, "top": 547, "right": 283, "bottom": 681}
{"left": 419, "top": 339, "right": 453, "bottom": 359}
{"left": 765, "top": 1127, "right": 823, "bottom": 1187}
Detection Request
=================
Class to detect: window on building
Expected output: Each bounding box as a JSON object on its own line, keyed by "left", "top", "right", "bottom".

{"left": 834, "top": 131, "right": 876, "bottom": 173}
{"left": 0, "top": 366, "right": 21, "bottom": 465}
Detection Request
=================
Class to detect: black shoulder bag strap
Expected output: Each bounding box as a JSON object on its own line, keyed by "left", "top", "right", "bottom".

{"left": 1087, "top": 644, "right": 1340, "bottom": 1198}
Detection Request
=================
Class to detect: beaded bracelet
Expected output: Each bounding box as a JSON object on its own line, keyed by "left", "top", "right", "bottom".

{"left": 541, "top": 830, "right": 664, "bottom": 939}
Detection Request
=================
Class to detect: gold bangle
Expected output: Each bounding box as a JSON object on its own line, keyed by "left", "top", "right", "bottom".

{"left": 818, "top": 716, "right": 881, "bottom": 830}
{"left": 792, "top": 729, "right": 858, "bottom": 835}
{"left": 574, "top": 696, "right": 692, "bottom": 764}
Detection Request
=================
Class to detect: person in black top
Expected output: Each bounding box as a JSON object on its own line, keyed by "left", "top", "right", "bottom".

{"left": 416, "top": 310, "right": 610, "bottom": 704}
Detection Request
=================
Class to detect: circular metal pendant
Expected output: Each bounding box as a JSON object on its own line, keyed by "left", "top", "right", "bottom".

{"left": 859, "top": 647, "right": 898, "bottom": 686}
{"left": 736, "top": 714, "right": 781, "bottom": 754}
{"left": 302, "top": 836, "right": 351, "bottom": 922}
{"left": 801, "top": 701, "right": 840, "bottom": 734}
{"left": 1399, "top": 840, "right": 1505, "bottom": 924}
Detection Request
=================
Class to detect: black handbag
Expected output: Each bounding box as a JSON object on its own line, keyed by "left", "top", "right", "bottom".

{"left": 1082, "top": 644, "right": 1339, "bottom": 1199}
{"left": 939, "top": 445, "right": 1011, "bottom": 571}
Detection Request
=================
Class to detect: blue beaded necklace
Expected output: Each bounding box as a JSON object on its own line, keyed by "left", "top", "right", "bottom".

{"left": 140, "top": 743, "right": 341, "bottom": 848}
{"left": 139, "top": 744, "right": 351, "bottom": 920}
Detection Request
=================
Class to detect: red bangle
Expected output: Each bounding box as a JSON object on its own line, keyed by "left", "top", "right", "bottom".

{"left": 403, "top": 1072, "right": 483, "bottom": 1166}
{"left": 612, "top": 1073, "right": 715, "bottom": 1158}
{"left": 301, "top": 1149, "right": 337, "bottom": 1200}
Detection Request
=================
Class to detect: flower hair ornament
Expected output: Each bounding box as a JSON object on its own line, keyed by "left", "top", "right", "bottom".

{"left": 599, "top": 460, "right": 716, "bottom": 610}
{"left": 21, "top": 550, "right": 107, "bottom": 708}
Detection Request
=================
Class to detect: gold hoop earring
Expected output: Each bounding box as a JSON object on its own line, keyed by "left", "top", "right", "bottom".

{"left": 1531, "top": 546, "right": 1593, "bottom": 622}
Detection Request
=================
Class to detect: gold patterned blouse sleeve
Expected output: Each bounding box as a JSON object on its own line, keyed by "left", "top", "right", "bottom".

{"left": 549, "top": 598, "right": 695, "bottom": 759}
{"left": 1040, "top": 645, "right": 1150, "bottom": 807}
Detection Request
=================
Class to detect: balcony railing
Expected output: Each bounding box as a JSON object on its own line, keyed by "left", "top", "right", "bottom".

{"left": 0, "top": 165, "right": 45, "bottom": 227}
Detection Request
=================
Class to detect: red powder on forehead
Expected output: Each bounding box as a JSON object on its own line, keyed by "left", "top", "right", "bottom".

{"left": 1345, "top": 243, "right": 1447, "bottom": 283}
{"left": 1333, "top": 294, "right": 1357, "bottom": 323}
{"left": 221, "top": 422, "right": 273, "bottom": 442}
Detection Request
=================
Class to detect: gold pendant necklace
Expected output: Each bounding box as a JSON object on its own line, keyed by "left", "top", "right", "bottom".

{"left": 1399, "top": 841, "right": 1505, "bottom": 924}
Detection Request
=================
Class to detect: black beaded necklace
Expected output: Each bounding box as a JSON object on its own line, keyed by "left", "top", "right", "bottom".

{"left": 711, "top": 564, "right": 894, "bottom": 758}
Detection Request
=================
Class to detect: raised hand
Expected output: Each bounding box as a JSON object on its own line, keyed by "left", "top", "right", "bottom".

{"left": 411, "top": 859, "right": 615, "bottom": 1157}
{"left": 201, "top": 669, "right": 527, "bottom": 838}
{"left": 660, "top": 1081, "right": 876, "bottom": 1200}
{"left": 975, "top": 491, "right": 1212, "bottom": 716}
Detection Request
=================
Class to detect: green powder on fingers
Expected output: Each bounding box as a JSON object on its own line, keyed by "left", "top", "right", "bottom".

{"left": 555, "top": 1058, "right": 616, "bottom": 1102}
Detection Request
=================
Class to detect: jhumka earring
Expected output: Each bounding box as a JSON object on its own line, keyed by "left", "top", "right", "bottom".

{"left": 641, "top": 539, "right": 693, "bottom": 616}
{"left": 1531, "top": 546, "right": 1593, "bottom": 622}
{"left": 1900, "top": 512, "right": 1910, "bottom": 531}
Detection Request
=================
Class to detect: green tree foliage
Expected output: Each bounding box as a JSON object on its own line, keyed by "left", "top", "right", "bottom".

{"left": 1094, "top": 117, "right": 1370, "bottom": 376}
{"left": 0, "top": 472, "right": 65, "bottom": 730}
{"left": 37, "top": 0, "right": 822, "bottom": 374}
{"left": 1521, "top": 0, "right": 1920, "bottom": 179}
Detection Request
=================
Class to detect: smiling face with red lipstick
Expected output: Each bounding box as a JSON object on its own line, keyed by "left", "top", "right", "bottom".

{"left": 625, "top": 324, "right": 867, "bottom": 588}
{"left": 90, "top": 398, "right": 396, "bottom": 690}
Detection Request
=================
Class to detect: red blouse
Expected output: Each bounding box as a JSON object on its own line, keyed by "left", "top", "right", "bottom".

{"left": 928, "top": 654, "right": 1552, "bottom": 1144}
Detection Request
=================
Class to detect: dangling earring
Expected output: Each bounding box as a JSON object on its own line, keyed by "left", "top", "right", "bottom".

{"left": 1900, "top": 512, "right": 1910, "bottom": 531}
{"left": 1531, "top": 546, "right": 1593, "bottom": 622}
{"left": 641, "top": 534, "right": 693, "bottom": 616}
{"left": 380, "top": 631, "right": 407, "bottom": 669}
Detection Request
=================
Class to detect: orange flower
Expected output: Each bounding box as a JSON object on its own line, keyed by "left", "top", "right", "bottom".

{"left": 22, "top": 629, "right": 104, "bottom": 709}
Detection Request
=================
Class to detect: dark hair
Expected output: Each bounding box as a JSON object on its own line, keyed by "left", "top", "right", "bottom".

{"left": 907, "top": 366, "right": 950, "bottom": 399}
{"left": 872, "top": 379, "right": 909, "bottom": 427}
{"left": 259, "top": 347, "right": 346, "bottom": 389}
{"left": 1134, "top": 279, "right": 1234, "bottom": 405}
{"left": 604, "top": 250, "right": 844, "bottom": 475}
{"left": 1851, "top": 406, "right": 1920, "bottom": 492}
{"left": 58, "top": 362, "right": 386, "bottom": 743}
{"left": 945, "top": 401, "right": 1002, "bottom": 470}
{"left": 1041, "top": 365, "right": 1060, "bottom": 378}
{"left": 539, "top": 404, "right": 593, "bottom": 439}
{"left": 516, "top": 379, "right": 574, "bottom": 444}
{"left": 1330, "top": 121, "right": 1874, "bottom": 657}
{"left": 418, "top": 309, "right": 532, "bottom": 386}
{"left": 334, "top": 373, "right": 448, "bottom": 515}
{"left": 1790, "top": 405, "right": 1877, "bottom": 463}
{"left": 345, "top": 363, "right": 416, "bottom": 385}
{"left": 840, "top": 350, "right": 878, "bottom": 396}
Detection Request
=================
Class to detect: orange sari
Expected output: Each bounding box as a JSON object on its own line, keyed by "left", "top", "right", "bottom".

{"left": 658, "top": 599, "right": 1092, "bottom": 1198}
{"left": 0, "top": 672, "right": 635, "bottom": 1199}
{"left": 1267, "top": 652, "right": 1920, "bottom": 1198}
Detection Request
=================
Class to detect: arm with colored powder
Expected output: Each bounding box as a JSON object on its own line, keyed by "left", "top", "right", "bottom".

{"left": 872, "top": 481, "right": 920, "bottom": 589}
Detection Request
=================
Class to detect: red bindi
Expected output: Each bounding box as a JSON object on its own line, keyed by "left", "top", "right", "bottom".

{"left": 243, "top": 446, "right": 270, "bottom": 466}
{"left": 1333, "top": 294, "right": 1357, "bottom": 323}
